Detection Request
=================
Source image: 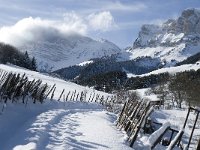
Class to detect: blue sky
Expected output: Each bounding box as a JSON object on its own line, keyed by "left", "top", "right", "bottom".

{"left": 0, "top": 0, "right": 199, "bottom": 48}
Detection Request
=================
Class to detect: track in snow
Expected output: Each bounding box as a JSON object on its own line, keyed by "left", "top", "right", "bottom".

{"left": 3, "top": 108, "right": 132, "bottom": 150}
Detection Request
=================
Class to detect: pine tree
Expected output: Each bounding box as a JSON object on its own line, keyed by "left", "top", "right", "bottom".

{"left": 24, "top": 51, "right": 31, "bottom": 69}
{"left": 31, "top": 57, "right": 37, "bottom": 71}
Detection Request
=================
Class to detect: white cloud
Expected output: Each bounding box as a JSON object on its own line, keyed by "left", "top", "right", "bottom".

{"left": 104, "top": 1, "right": 147, "bottom": 12}
{"left": 62, "top": 12, "right": 88, "bottom": 34}
{"left": 0, "top": 16, "right": 86, "bottom": 46}
{"left": 88, "top": 11, "right": 117, "bottom": 31}
{"left": 0, "top": 11, "right": 117, "bottom": 46}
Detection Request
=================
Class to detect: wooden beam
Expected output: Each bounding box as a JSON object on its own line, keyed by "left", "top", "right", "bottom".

{"left": 187, "top": 111, "right": 199, "bottom": 149}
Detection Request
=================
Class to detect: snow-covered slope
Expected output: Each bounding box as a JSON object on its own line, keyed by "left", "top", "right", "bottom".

{"left": 0, "top": 64, "right": 133, "bottom": 150}
{"left": 127, "top": 61, "right": 200, "bottom": 78}
{"left": 120, "top": 8, "right": 200, "bottom": 67}
{"left": 19, "top": 35, "right": 120, "bottom": 71}
{"left": 0, "top": 64, "right": 199, "bottom": 150}
{"left": 0, "top": 64, "right": 110, "bottom": 100}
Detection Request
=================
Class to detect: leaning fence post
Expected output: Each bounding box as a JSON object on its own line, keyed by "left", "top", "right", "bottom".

{"left": 58, "top": 89, "right": 65, "bottom": 101}
{"left": 187, "top": 110, "right": 199, "bottom": 149}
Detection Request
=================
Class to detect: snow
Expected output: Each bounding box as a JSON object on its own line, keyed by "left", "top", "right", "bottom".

{"left": 167, "top": 128, "right": 184, "bottom": 150}
{"left": 0, "top": 64, "right": 110, "bottom": 100}
{"left": 127, "top": 8, "right": 200, "bottom": 68}
{"left": 0, "top": 101, "right": 132, "bottom": 150}
{"left": 146, "top": 122, "right": 171, "bottom": 147}
{"left": 0, "top": 64, "right": 199, "bottom": 149}
{"left": 17, "top": 35, "right": 121, "bottom": 71}
{"left": 161, "top": 33, "right": 184, "bottom": 44}
{"left": 128, "top": 62, "right": 200, "bottom": 78}
{"left": 13, "top": 142, "right": 36, "bottom": 150}
{"left": 78, "top": 60, "right": 93, "bottom": 66}
{"left": 0, "top": 64, "right": 133, "bottom": 150}
{"left": 141, "top": 106, "right": 154, "bottom": 128}
{"left": 151, "top": 109, "right": 200, "bottom": 150}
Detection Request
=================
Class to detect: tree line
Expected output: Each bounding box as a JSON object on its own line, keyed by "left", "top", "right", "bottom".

{"left": 0, "top": 42, "right": 37, "bottom": 71}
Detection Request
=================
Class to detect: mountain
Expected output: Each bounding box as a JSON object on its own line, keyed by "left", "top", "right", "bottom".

{"left": 54, "top": 8, "right": 200, "bottom": 84}
{"left": 19, "top": 34, "right": 121, "bottom": 72}
{"left": 118, "top": 8, "right": 200, "bottom": 67}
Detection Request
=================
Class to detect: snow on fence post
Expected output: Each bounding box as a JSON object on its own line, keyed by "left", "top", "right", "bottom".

{"left": 129, "top": 103, "right": 152, "bottom": 147}
{"left": 187, "top": 108, "right": 199, "bottom": 149}
{"left": 141, "top": 106, "right": 154, "bottom": 129}
{"left": 166, "top": 128, "right": 184, "bottom": 150}
{"left": 0, "top": 71, "right": 8, "bottom": 87}
{"left": 127, "top": 102, "right": 148, "bottom": 136}
{"left": 145, "top": 122, "right": 171, "bottom": 149}
{"left": 116, "top": 101, "right": 127, "bottom": 127}
{"left": 122, "top": 101, "right": 138, "bottom": 131}
{"left": 124, "top": 103, "right": 139, "bottom": 131}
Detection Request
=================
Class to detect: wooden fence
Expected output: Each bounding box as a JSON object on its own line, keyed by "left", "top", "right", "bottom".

{"left": 117, "top": 99, "right": 200, "bottom": 149}
{"left": 0, "top": 69, "right": 55, "bottom": 107}
{"left": 56, "top": 88, "right": 116, "bottom": 111}
{"left": 116, "top": 99, "right": 154, "bottom": 147}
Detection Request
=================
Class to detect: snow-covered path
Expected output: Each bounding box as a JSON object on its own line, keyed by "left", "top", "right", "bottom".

{"left": 1, "top": 103, "right": 132, "bottom": 150}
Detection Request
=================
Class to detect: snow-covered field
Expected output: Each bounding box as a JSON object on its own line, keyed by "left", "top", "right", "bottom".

{"left": 0, "top": 64, "right": 199, "bottom": 150}
{"left": 0, "top": 64, "right": 132, "bottom": 150}
{"left": 0, "top": 101, "right": 132, "bottom": 150}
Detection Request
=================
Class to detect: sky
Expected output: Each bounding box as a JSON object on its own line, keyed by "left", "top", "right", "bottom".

{"left": 0, "top": 0, "right": 199, "bottom": 48}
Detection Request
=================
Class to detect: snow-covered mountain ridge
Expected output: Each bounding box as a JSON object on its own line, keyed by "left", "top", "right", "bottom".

{"left": 19, "top": 35, "right": 120, "bottom": 72}
{"left": 120, "top": 8, "right": 200, "bottom": 67}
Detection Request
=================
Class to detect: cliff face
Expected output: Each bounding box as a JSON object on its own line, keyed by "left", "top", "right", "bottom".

{"left": 129, "top": 8, "right": 200, "bottom": 66}
{"left": 134, "top": 8, "right": 200, "bottom": 48}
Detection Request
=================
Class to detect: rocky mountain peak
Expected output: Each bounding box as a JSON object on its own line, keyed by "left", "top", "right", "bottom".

{"left": 176, "top": 8, "right": 200, "bottom": 34}
{"left": 128, "top": 8, "right": 200, "bottom": 67}
{"left": 133, "top": 8, "right": 200, "bottom": 48}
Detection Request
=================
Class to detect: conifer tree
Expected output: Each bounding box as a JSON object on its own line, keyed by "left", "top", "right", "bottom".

{"left": 31, "top": 57, "right": 37, "bottom": 71}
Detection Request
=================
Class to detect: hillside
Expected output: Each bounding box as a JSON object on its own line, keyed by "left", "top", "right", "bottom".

{"left": 54, "top": 56, "right": 162, "bottom": 81}
{"left": 127, "top": 61, "right": 200, "bottom": 78}
{"left": 0, "top": 64, "right": 109, "bottom": 100}
{"left": 19, "top": 35, "right": 121, "bottom": 72}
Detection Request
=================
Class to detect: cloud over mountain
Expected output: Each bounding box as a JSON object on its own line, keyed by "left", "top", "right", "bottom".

{"left": 0, "top": 11, "right": 117, "bottom": 46}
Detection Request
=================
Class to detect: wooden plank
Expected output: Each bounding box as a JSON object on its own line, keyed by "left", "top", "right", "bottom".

{"left": 129, "top": 105, "right": 153, "bottom": 147}
{"left": 116, "top": 102, "right": 127, "bottom": 127}
{"left": 187, "top": 111, "right": 199, "bottom": 149}
{"left": 121, "top": 101, "right": 138, "bottom": 129}
{"left": 147, "top": 122, "right": 171, "bottom": 149}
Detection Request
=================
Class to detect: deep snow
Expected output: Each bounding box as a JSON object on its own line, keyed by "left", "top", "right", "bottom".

{"left": 0, "top": 64, "right": 199, "bottom": 150}
{"left": 0, "top": 101, "right": 132, "bottom": 150}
